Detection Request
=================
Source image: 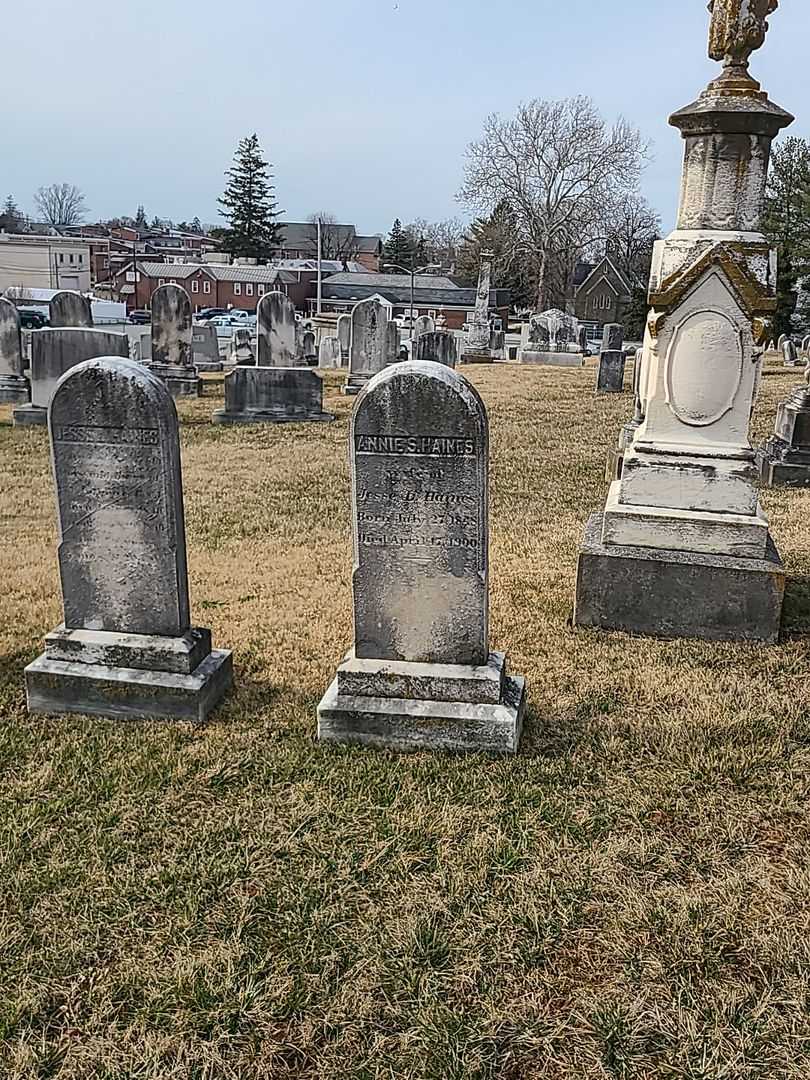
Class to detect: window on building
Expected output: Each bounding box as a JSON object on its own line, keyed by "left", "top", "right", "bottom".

{"left": 59, "top": 253, "right": 64, "bottom": 264}
{"left": 158, "top": 278, "right": 166, "bottom": 286}
{"left": 69, "top": 254, "right": 74, "bottom": 263}
{"left": 103, "top": 258, "right": 109, "bottom": 269}
{"left": 191, "top": 279, "right": 199, "bottom": 293}
{"left": 257, "top": 284, "right": 265, "bottom": 296}
{"left": 246, "top": 282, "right": 254, "bottom": 296}
{"left": 234, "top": 282, "right": 242, "bottom": 295}
{"left": 203, "top": 280, "right": 211, "bottom": 294}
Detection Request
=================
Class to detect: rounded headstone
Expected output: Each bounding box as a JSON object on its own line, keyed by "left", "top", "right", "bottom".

{"left": 50, "top": 291, "right": 92, "bottom": 329}
{"left": 257, "top": 291, "right": 297, "bottom": 367}
{"left": 0, "top": 297, "right": 24, "bottom": 376}
{"left": 151, "top": 283, "right": 192, "bottom": 367}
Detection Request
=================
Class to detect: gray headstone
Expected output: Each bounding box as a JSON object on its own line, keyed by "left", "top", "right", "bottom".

{"left": 352, "top": 360, "right": 487, "bottom": 666}
{"left": 302, "top": 330, "right": 317, "bottom": 363}
{"left": 414, "top": 315, "right": 435, "bottom": 338}
{"left": 347, "top": 299, "right": 389, "bottom": 390}
{"left": 803, "top": 335, "right": 810, "bottom": 354}
{"left": 319, "top": 336, "right": 342, "bottom": 368}
{"left": 0, "top": 297, "right": 24, "bottom": 376}
{"left": 49, "top": 357, "right": 190, "bottom": 637}
{"left": 783, "top": 339, "right": 798, "bottom": 364}
{"left": 213, "top": 366, "right": 333, "bottom": 424}
{"left": 386, "top": 321, "right": 400, "bottom": 364}
{"left": 778, "top": 334, "right": 788, "bottom": 349}
{"left": 151, "top": 284, "right": 192, "bottom": 368}
{"left": 337, "top": 314, "right": 351, "bottom": 363}
{"left": 596, "top": 351, "right": 627, "bottom": 393}
{"left": 191, "top": 323, "right": 219, "bottom": 362}
{"left": 602, "top": 323, "right": 624, "bottom": 352}
{"left": 578, "top": 326, "right": 589, "bottom": 353}
{"left": 231, "top": 327, "right": 255, "bottom": 366}
{"left": 50, "top": 291, "right": 92, "bottom": 329}
{"left": 30, "top": 329, "right": 129, "bottom": 409}
{"left": 257, "top": 291, "right": 297, "bottom": 367}
{"left": 528, "top": 315, "right": 550, "bottom": 349}
{"left": 137, "top": 331, "right": 152, "bottom": 361}
{"left": 415, "top": 330, "right": 458, "bottom": 368}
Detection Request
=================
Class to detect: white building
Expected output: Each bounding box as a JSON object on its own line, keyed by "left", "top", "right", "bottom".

{"left": 0, "top": 233, "right": 92, "bottom": 294}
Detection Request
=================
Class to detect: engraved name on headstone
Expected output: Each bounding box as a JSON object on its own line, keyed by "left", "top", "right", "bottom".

{"left": 352, "top": 361, "right": 487, "bottom": 665}
{"left": 50, "top": 358, "right": 190, "bottom": 637}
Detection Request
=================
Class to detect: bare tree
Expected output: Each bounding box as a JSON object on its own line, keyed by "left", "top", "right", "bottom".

{"left": 306, "top": 212, "right": 357, "bottom": 262}
{"left": 404, "top": 217, "right": 465, "bottom": 269}
{"left": 34, "top": 183, "right": 87, "bottom": 229}
{"left": 458, "top": 96, "right": 648, "bottom": 310}
{"left": 604, "top": 192, "right": 661, "bottom": 281}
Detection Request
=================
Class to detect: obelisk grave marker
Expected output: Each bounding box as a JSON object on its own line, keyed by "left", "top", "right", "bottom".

{"left": 318, "top": 360, "right": 525, "bottom": 753}
{"left": 25, "top": 357, "right": 232, "bottom": 721}
{"left": 574, "top": 1, "right": 792, "bottom": 642}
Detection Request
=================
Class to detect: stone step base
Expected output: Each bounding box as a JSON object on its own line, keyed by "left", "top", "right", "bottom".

{"left": 317, "top": 673, "right": 526, "bottom": 755}
{"left": 25, "top": 649, "right": 233, "bottom": 723}
{"left": 0, "top": 375, "right": 29, "bottom": 405}
{"left": 756, "top": 447, "right": 810, "bottom": 487}
{"left": 337, "top": 651, "right": 507, "bottom": 705}
{"left": 212, "top": 408, "right": 334, "bottom": 425}
{"left": 12, "top": 404, "right": 47, "bottom": 427}
{"left": 574, "top": 512, "right": 784, "bottom": 643}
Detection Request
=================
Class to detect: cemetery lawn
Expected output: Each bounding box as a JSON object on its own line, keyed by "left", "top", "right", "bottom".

{"left": 3, "top": 364, "right": 810, "bottom": 1080}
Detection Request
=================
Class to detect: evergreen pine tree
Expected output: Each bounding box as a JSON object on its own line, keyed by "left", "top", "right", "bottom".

{"left": 763, "top": 136, "right": 810, "bottom": 336}
{"left": 134, "top": 204, "right": 148, "bottom": 231}
{"left": 0, "top": 195, "right": 23, "bottom": 232}
{"left": 456, "top": 201, "right": 533, "bottom": 309}
{"left": 383, "top": 219, "right": 415, "bottom": 270}
{"left": 218, "top": 134, "right": 282, "bottom": 261}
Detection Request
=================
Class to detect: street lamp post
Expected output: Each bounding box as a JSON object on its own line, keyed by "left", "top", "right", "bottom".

{"left": 383, "top": 260, "right": 442, "bottom": 345}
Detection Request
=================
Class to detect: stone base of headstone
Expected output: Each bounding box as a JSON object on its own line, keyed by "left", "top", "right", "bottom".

{"left": 755, "top": 386, "right": 810, "bottom": 487}
{"left": 573, "top": 512, "right": 784, "bottom": 643}
{"left": 605, "top": 418, "right": 642, "bottom": 481}
{"left": 0, "top": 374, "right": 30, "bottom": 404}
{"left": 459, "top": 352, "right": 495, "bottom": 365}
{"left": 317, "top": 650, "right": 526, "bottom": 755}
{"left": 25, "top": 624, "right": 232, "bottom": 723}
{"left": 343, "top": 374, "right": 369, "bottom": 395}
{"left": 12, "top": 403, "right": 47, "bottom": 426}
{"left": 194, "top": 361, "right": 223, "bottom": 373}
{"left": 519, "top": 351, "right": 584, "bottom": 368}
{"left": 596, "top": 351, "right": 627, "bottom": 392}
{"left": 149, "top": 363, "right": 203, "bottom": 398}
{"left": 213, "top": 366, "right": 334, "bottom": 424}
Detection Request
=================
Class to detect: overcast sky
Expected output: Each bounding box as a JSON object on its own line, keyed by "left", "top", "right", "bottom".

{"left": 4, "top": 0, "right": 806, "bottom": 236}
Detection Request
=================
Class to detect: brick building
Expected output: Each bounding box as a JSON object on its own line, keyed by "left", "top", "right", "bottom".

{"left": 574, "top": 256, "right": 634, "bottom": 328}
{"left": 113, "top": 261, "right": 302, "bottom": 312}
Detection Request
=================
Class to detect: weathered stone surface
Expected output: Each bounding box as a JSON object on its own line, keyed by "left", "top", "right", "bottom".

{"left": 351, "top": 362, "right": 488, "bottom": 665}
{"left": 257, "top": 291, "right": 297, "bottom": 367}
{"left": 345, "top": 299, "right": 390, "bottom": 394}
{"left": 0, "top": 297, "right": 29, "bottom": 403}
{"left": 13, "top": 328, "right": 129, "bottom": 425}
{"left": 50, "top": 291, "right": 92, "bottom": 328}
{"left": 230, "top": 328, "right": 255, "bottom": 365}
{"left": 212, "top": 366, "right": 334, "bottom": 424}
{"left": 414, "top": 315, "right": 435, "bottom": 338}
{"left": 782, "top": 339, "right": 798, "bottom": 365}
{"left": 25, "top": 356, "right": 231, "bottom": 722}
{"left": 337, "top": 314, "right": 351, "bottom": 364}
{"left": 301, "top": 330, "right": 317, "bottom": 364}
{"left": 318, "top": 336, "right": 342, "bottom": 368}
{"left": 318, "top": 361, "right": 524, "bottom": 753}
{"left": 386, "top": 322, "right": 400, "bottom": 364}
{"left": 465, "top": 252, "right": 494, "bottom": 351}
{"left": 602, "top": 323, "right": 624, "bottom": 351}
{"left": 151, "top": 284, "right": 193, "bottom": 368}
{"left": 574, "top": 512, "right": 784, "bottom": 643}
{"left": 757, "top": 383, "right": 810, "bottom": 485}
{"left": 520, "top": 351, "right": 584, "bottom": 368}
{"left": 596, "top": 351, "right": 627, "bottom": 392}
{"left": 50, "top": 358, "right": 191, "bottom": 636}
{"left": 192, "top": 324, "right": 221, "bottom": 370}
{"left": 415, "top": 331, "right": 458, "bottom": 368}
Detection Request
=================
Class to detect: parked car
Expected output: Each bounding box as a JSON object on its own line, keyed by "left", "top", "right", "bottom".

{"left": 128, "top": 309, "right": 150, "bottom": 324}
{"left": 18, "top": 309, "right": 48, "bottom": 329}
{"left": 196, "top": 307, "right": 228, "bottom": 320}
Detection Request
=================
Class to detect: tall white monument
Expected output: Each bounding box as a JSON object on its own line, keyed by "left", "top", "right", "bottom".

{"left": 575, "top": 0, "right": 792, "bottom": 642}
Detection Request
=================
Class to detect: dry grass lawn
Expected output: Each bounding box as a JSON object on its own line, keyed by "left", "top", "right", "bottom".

{"left": 2, "top": 363, "right": 810, "bottom": 1079}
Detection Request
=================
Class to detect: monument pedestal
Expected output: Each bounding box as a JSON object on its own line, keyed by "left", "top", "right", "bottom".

{"left": 12, "top": 404, "right": 47, "bottom": 426}
{"left": 318, "top": 651, "right": 526, "bottom": 755}
{"left": 343, "top": 374, "right": 369, "bottom": 395}
{"left": 149, "top": 363, "right": 202, "bottom": 398}
{"left": 756, "top": 386, "right": 810, "bottom": 486}
{"left": 0, "top": 374, "right": 29, "bottom": 404}
{"left": 212, "top": 366, "right": 334, "bottom": 424}
{"left": 519, "top": 350, "right": 584, "bottom": 367}
{"left": 574, "top": 513, "right": 784, "bottom": 643}
{"left": 25, "top": 625, "right": 232, "bottom": 723}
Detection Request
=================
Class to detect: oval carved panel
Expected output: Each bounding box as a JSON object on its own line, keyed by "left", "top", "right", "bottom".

{"left": 665, "top": 308, "right": 744, "bottom": 426}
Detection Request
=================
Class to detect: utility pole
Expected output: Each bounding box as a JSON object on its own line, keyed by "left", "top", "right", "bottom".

{"left": 316, "top": 217, "right": 323, "bottom": 315}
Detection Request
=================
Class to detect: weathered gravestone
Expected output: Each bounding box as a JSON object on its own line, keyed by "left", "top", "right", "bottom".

{"left": 414, "top": 315, "right": 435, "bottom": 338}
{"left": 606, "top": 347, "right": 646, "bottom": 481}
{"left": 148, "top": 283, "right": 202, "bottom": 398}
{"left": 756, "top": 358, "right": 810, "bottom": 486}
{"left": 13, "top": 328, "right": 129, "bottom": 426}
{"left": 257, "top": 291, "right": 298, "bottom": 367}
{"left": 230, "top": 327, "right": 255, "bottom": 366}
{"left": 319, "top": 336, "right": 342, "bottom": 368}
{"left": 415, "top": 330, "right": 458, "bottom": 368}
{"left": 317, "top": 360, "right": 526, "bottom": 754}
{"left": 782, "top": 339, "right": 798, "bottom": 366}
{"left": 520, "top": 309, "right": 585, "bottom": 367}
{"left": 337, "top": 314, "right": 351, "bottom": 365}
{"left": 596, "top": 323, "right": 627, "bottom": 393}
{"left": 0, "top": 298, "right": 30, "bottom": 403}
{"left": 345, "top": 298, "right": 390, "bottom": 395}
{"left": 212, "top": 366, "right": 334, "bottom": 425}
{"left": 50, "top": 291, "right": 92, "bottom": 329}
{"left": 192, "top": 323, "right": 222, "bottom": 372}
{"left": 301, "top": 330, "right": 318, "bottom": 365}
{"left": 386, "top": 321, "right": 401, "bottom": 364}
{"left": 25, "top": 357, "right": 232, "bottom": 721}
